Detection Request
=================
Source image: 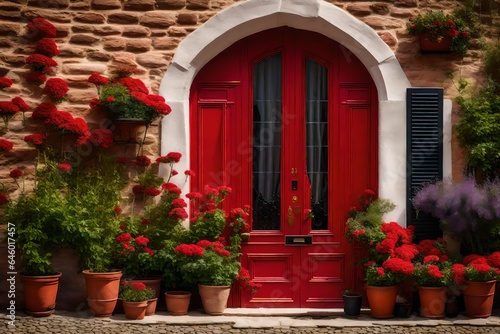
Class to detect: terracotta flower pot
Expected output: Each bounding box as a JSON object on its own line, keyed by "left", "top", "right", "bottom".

{"left": 82, "top": 270, "right": 122, "bottom": 317}
{"left": 145, "top": 298, "right": 158, "bottom": 316}
{"left": 165, "top": 291, "right": 191, "bottom": 315}
{"left": 418, "top": 286, "right": 446, "bottom": 318}
{"left": 198, "top": 285, "right": 230, "bottom": 315}
{"left": 463, "top": 280, "right": 496, "bottom": 318}
{"left": 21, "top": 273, "right": 62, "bottom": 317}
{"left": 418, "top": 34, "right": 453, "bottom": 53}
{"left": 365, "top": 285, "right": 398, "bottom": 319}
{"left": 123, "top": 300, "right": 148, "bottom": 320}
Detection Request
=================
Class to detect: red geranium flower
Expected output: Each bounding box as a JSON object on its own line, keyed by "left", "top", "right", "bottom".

{"left": 88, "top": 72, "right": 109, "bottom": 85}
{"left": 0, "top": 138, "right": 13, "bottom": 153}
{"left": 376, "top": 238, "right": 396, "bottom": 254}
{"left": 35, "top": 38, "right": 59, "bottom": 57}
{"left": 57, "top": 163, "right": 72, "bottom": 172}
{"left": 115, "top": 77, "right": 149, "bottom": 94}
{"left": 89, "top": 98, "right": 101, "bottom": 109}
{"left": 117, "top": 156, "right": 128, "bottom": 165}
{"left": 132, "top": 185, "right": 144, "bottom": 194}
{"left": 27, "top": 18, "right": 57, "bottom": 38}
{"left": 423, "top": 255, "right": 440, "bottom": 263}
{"left": 12, "top": 97, "right": 30, "bottom": 111}
{"left": 140, "top": 218, "right": 149, "bottom": 225}
{"left": 0, "top": 193, "right": 8, "bottom": 205}
{"left": 156, "top": 151, "right": 182, "bottom": 163}
{"left": 175, "top": 244, "right": 204, "bottom": 257}
{"left": 186, "top": 192, "right": 202, "bottom": 200}
{"left": 24, "top": 134, "right": 46, "bottom": 147}
{"left": 383, "top": 257, "right": 414, "bottom": 275}
{"left": 169, "top": 207, "right": 188, "bottom": 219}
{"left": 144, "top": 187, "right": 161, "bottom": 197}
{"left": 32, "top": 102, "right": 56, "bottom": 119}
{"left": 106, "top": 96, "right": 115, "bottom": 103}
{"left": 133, "top": 155, "right": 151, "bottom": 167}
{"left": 215, "top": 247, "right": 231, "bottom": 257}
{"left": 184, "top": 169, "right": 195, "bottom": 177}
{"left": 172, "top": 198, "right": 187, "bottom": 207}
{"left": 0, "top": 77, "right": 13, "bottom": 89}
{"left": 162, "top": 182, "right": 181, "bottom": 194}
{"left": 487, "top": 252, "right": 500, "bottom": 268}
{"left": 0, "top": 101, "right": 19, "bottom": 115}
{"left": 134, "top": 236, "right": 149, "bottom": 246}
{"left": 26, "top": 54, "right": 58, "bottom": 72}
{"left": 9, "top": 169, "right": 23, "bottom": 179}
{"left": 116, "top": 232, "right": 132, "bottom": 243}
{"left": 132, "top": 282, "right": 146, "bottom": 291}
{"left": 25, "top": 71, "right": 47, "bottom": 85}
{"left": 89, "top": 128, "right": 113, "bottom": 149}
{"left": 43, "top": 78, "right": 69, "bottom": 103}
{"left": 113, "top": 207, "right": 122, "bottom": 214}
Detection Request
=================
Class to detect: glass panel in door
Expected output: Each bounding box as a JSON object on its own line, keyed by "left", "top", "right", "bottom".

{"left": 305, "top": 58, "right": 328, "bottom": 230}
{"left": 252, "top": 54, "right": 282, "bottom": 231}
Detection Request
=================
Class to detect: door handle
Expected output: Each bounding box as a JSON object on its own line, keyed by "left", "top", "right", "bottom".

{"left": 288, "top": 206, "right": 294, "bottom": 227}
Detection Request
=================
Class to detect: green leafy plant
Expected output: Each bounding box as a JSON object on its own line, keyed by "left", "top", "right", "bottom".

{"left": 406, "top": 10, "right": 471, "bottom": 55}
{"left": 455, "top": 84, "right": 500, "bottom": 178}
{"left": 119, "top": 281, "right": 155, "bottom": 302}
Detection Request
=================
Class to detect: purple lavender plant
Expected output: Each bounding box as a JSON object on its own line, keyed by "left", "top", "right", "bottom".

{"left": 412, "top": 176, "right": 500, "bottom": 254}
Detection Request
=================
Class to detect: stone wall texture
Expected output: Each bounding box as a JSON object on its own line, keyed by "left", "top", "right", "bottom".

{"left": 0, "top": 0, "right": 498, "bottom": 310}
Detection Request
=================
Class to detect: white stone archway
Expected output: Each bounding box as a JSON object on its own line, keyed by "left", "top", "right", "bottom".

{"left": 158, "top": 0, "right": 451, "bottom": 225}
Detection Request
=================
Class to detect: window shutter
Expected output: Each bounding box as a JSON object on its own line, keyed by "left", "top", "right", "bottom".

{"left": 406, "top": 88, "right": 443, "bottom": 242}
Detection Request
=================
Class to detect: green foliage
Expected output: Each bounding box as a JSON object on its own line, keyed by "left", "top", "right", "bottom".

{"left": 453, "top": 4, "right": 482, "bottom": 38}
{"left": 60, "top": 160, "right": 126, "bottom": 272}
{"left": 364, "top": 265, "right": 401, "bottom": 286}
{"left": 484, "top": 42, "right": 500, "bottom": 86}
{"left": 455, "top": 84, "right": 500, "bottom": 177}
{"left": 187, "top": 209, "right": 226, "bottom": 244}
{"left": 5, "top": 160, "right": 67, "bottom": 276}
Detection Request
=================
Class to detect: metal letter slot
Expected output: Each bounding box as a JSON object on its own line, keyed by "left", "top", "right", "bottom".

{"left": 285, "top": 235, "right": 312, "bottom": 245}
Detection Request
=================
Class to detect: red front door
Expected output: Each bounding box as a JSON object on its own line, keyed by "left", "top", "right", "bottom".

{"left": 190, "top": 27, "right": 378, "bottom": 308}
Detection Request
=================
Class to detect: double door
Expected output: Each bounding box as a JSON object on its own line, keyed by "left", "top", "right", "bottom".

{"left": 190, "top": 27, "right": 378, "bottom": 307}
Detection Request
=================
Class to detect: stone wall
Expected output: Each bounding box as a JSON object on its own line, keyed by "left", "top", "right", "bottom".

{"left": 0, "top": 0, "right": 496, "bottom": 310}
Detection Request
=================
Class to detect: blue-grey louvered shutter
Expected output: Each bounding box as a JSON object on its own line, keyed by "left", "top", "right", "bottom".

{"left": 407, "top": 88, "right": 444, "bottom": 242}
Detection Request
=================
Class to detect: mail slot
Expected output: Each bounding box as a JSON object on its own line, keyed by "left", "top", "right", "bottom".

{"left": 285, "top": 235, "right": 312, "bottom": 245}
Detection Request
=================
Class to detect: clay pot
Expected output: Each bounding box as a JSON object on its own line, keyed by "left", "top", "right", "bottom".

{"left": 198, "top": 285, "right": 230, "bottom": 315}
{"left": 418, "top": 286, "right": 446, "bottom": 318}
{"left": 165, "top": 291, "right": 192, "bottom": 315}
{"left": 123, "top": 300, "right": 148, "bottom": 320}
{"left": 82, "top": 270, "right": 122, "bottom": 317}
{"left": 145, "top": 298, "right": 158, "bottom": 316}
{"left": 21, "top": 273, "right": 62, "bottom": 317}
{"left": 365, "top": 285, "right": 398, "bottom": 319}
{"left": 463, "top": 280, "right": 496, "bottom": 318}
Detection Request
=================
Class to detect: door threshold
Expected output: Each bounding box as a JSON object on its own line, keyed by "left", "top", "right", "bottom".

{"left": 224, "top": 308, "right": 370, "bottom": 317}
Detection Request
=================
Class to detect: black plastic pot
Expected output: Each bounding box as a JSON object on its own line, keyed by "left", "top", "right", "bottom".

{"left": 343, "top": 293, "right": 363, "bottom": 316}
{"left": 393, "top": 302, "right": 412, "bottom": 318}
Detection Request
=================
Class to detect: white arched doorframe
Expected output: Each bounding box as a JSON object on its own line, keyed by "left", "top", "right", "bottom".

{"left": 158, "top": 0, "right": 450, "bottom": 225}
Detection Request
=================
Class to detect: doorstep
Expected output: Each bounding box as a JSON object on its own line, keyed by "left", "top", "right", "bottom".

{"left": 100, "top": 308, "right": 500, "bottom": 328}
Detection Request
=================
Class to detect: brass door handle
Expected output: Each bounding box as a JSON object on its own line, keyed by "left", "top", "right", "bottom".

{"left": 288, "top": 206, "right": 294, "bottom": 227}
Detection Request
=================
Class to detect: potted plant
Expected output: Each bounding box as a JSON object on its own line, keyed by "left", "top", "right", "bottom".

{"left": 406, "top": 10, "right": 471, "bottom": 55}
{"left": 88, "top": 69, "right": 171, "bottom": 150}
{"left": 342, "top": 289, "right": 363, "bottom": 316}
{"left": 345, "top": 189, "right": 416, "bottom": 319}
{"left": 451, "top": 253, "right": 500, "bottom": 318}
{"left": 412, "top": 177, "right": 500, "bottom": 255}
{"left": 119, "top": 281, "right": 155, "bottom": 320}
{"left": 3, "top": 159, "right": 65, "bottom": 316}
{"left": 413, "top": 256, "right": 453, "bottom": 318}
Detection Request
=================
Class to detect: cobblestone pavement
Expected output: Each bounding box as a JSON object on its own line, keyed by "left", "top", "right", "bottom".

{"left": 3, "top": 311, "right": 500, "bottom": 334}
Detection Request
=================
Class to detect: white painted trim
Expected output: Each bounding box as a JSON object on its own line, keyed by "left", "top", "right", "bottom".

{"left": 158, "top": 0, "right": 451, "bottom": 227}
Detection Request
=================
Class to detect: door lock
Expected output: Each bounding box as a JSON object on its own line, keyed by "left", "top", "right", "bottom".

{"left": 291, "top": 180, "right": 298, "bottom": 191}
